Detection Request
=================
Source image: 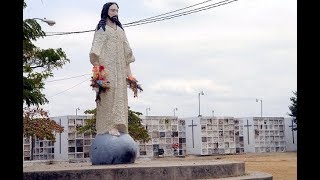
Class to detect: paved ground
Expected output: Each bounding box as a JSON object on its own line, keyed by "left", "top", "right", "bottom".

{"left": 23, "top": 152, "right": 297, "bottom": 180}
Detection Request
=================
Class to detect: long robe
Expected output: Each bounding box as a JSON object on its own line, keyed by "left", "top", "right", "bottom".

{"left": 89, "top": 25, "right": 135, "bottom": 135}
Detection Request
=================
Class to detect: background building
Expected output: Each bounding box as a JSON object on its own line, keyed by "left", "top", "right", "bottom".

{"left": 51, "top": 115, "right": 94, "bottom": 161}
{"left": 182, "top": 116, "right": 240, "bottom": 156}
{"left": 138, "top": 116, "right": 187, "bottom": 157}
{"left": 238, "top": 117, "right": 287, "bottom": 153}
{"left": 23, "top": 136, "right": 55, "bottom": 161}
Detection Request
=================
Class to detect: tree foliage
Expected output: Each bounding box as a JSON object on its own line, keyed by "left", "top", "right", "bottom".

{"left": 23, "top": 107, "right": 64, "bottom": 142}
{"left": 288, "top": 90, "right": 297, "bottom": 130}
{"left": 77, "top": 107, "right": 151, "bottom": 142}
{"left": 23, "top": 1, "right": 69, "bottom": 106}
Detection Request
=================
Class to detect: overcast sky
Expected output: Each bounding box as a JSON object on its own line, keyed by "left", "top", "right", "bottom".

{"left": 23, "top": 0, "right": 297, "bottom": 118}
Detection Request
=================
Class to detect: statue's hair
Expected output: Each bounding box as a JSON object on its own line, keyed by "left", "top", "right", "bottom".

{"left": 96, "top": 2, "right": 124, "bottom": 31}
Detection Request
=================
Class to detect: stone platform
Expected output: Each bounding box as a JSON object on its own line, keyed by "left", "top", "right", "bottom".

{"left": 23, "top": 159, "right": 272, "bottom": 180}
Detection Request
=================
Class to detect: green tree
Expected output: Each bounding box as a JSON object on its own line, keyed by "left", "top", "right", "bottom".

{"left": 23, "top": 0, "right": 67, "bottom": 160}
{"left": 23, "top": 107, "right": 64, "bottom": 160}
{"left": 288, "top": 90, "right": 297, "bottom": 130}
{"left": 77, "top": 107, "right": 151, "bottom": 142}
{"left": 23, "top": 0, "right": 69, "bottom": 107}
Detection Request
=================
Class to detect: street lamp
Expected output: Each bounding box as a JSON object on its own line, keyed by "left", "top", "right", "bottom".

{"left": 256, "top": 99, "right": 262, "bottom": 117}
{"left": 212, "top": 110, "right": 214, "bottom": 117}
{"left": 173, "top": 107, "right": 178, "bottom": 117}
{"left": 198, "top": 91, "right": 204, "bottom": 117}
{"left": 76, "top": 107, "right": 80, "bottom": 118}
{"left": 146, "top": 107, "right": 151, "bottom": 116}
{"left": 31, "top": 18, "right": 56, "bottom": 26}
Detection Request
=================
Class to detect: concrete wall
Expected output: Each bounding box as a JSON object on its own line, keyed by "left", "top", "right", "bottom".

{"left": 284, "top": 117, "right": 297, "bottom": 151}
{"left": 240, "top": 117, "right": 256, "bottom": 153}
{"left": 52, "top": 116, "right": 69, "bottom": 161}
{"left": 185, "top": 117, "right": 202, "bottom": 155}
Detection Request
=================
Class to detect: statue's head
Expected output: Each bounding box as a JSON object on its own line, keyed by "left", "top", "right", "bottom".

{"left": 101, "top": 2, "right": 119, "bottom": 23}
{"left": 96, "top": 2, "right": 123, "bottom": 31}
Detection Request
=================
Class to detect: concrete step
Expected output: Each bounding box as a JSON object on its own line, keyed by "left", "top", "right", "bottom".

{"left": 198, "top": 171, "right": 273, "bottom": 180}
{"left": 24, "top": 160, "right": 246, "bottom": 180}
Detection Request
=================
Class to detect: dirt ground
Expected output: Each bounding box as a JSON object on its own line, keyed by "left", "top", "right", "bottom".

{"left": 156, "top": 152, "right": 297, "bottom": 180}
{"left": 24, "top": 152, "right": 297, "bottom": 180}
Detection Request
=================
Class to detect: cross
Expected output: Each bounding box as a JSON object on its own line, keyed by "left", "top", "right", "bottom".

{"left": 188, "top": 120, "right": 198, "bottom": 148}
{"left": 244, "top": 119, "right": 252, "bottom": 144}
{"left": 289, "top": 119, "right": 296, "bottom": 144}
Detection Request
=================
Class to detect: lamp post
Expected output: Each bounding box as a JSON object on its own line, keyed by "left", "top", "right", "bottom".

{"left": 76, "top": 107, "right": 80, "bottom": 119}
{"left": 31, "top": 18, "right": 56, "bottom": 26}
{"left": 212, "top": 110, "right": 214, "bottom": 117}
{"left": 256, "top": 99, "right": 262, "bottom": 117}
{"left": 146, "top": 107, "right": 151, "bottom": 116}
{"left": 173, "top": 107, "right": 178, "bottom": 117}
{"left": 198, "top": 91, "right": 204, "bottom": 117}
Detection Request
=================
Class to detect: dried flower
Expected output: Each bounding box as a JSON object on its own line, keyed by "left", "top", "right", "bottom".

{"left": 126, "top": 76, "right": 143, "bottom": 98}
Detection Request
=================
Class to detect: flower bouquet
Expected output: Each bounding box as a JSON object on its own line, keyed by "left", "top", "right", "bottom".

{"left": 90, "top": 65, "right": 110, "bottom": 102}
{"left": 126, "top": 75, "right": 143, "bottom": 98}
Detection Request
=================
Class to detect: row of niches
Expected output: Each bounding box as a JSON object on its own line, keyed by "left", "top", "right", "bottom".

{"left": 201, "top": 135, "right": 235, "bottom": 142}
{"left": 201, "top": 130, "right": 235, "bottom": 136}
{"left": 68, "top": 139, "right": 92, "bottom": 146}
{"left": 68, "top": 119, "right": 90, "bottom": 125}
{"left": 150, "top": 137, "right": 187, "bottom": 144}
{"left": 139, "top": 143, "right": 186, "bottom": 151}
{"left": 201, "top": 137, "right": 235, "bottom": 143}
{"left": 202, "top": 148, "right": 236, "bottom": 155}
{"left": 254, "top": 130, "right": 285, "bottom": 136}
{"left": 68, "top": 132, "right": 94, "bottom": 139}
{"left": 139, "top": 149, "right": 186, "bottom": 156}
{"left": 34, "top": 141, "right": 54, "bottom": 147}
{"left": 254, "top": 124, "right": 284, "bottom": 130}
{"left": 145, "top": 124, "right": 185, "bottom": 131}
{"left": 201, "top": 125, "right": 236, "bottom": 131}
{"left": 68, "top": 152, "right": 90, "bottom": 159}
{"left": 235, "top": 131, "right": 244, "bottom": 136}
{"left": 149, "top": 131, "right": 186, "bottom": 138}
{"left": 255, "top": 136, "right": 285, "bottom": 141}
{"left": 200, "top": 118, "right": 235, "bottom": 125}
{"left": 68, "top": 146, "right": 90, "bottom": 153}
{"left": 143, "top": 119, "right": 184, "bottom": 125}
{"left": 201, "top": 142, "right": 236, "bottom": 149}
{"left": 253, "top": 119, "right": 284, "bottom": 125}
{"left": 32, "top": 154, "right": 55, "bottom": 160}
{"left": 255, "top": 146, "right": 285, "bottom": 153}
{"left": 140, "top": 137, "right": 186, "bottom": 145}
{"left": 255, "top": 141, "right": 286, "bottom": 147}
{"left": 33, "top": 147, "right": 54, "bottom": 154}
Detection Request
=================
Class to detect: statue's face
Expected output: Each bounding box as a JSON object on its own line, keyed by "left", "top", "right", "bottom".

{"left": 108, "top": 4, "right": 118, "bottom": 18}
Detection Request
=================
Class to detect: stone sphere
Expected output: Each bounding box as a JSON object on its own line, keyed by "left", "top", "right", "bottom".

{"left": 90, "top": 133, "right": 138, "bottom": 165}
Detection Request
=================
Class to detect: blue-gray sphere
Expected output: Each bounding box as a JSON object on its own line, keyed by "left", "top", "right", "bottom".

{"left": 90, "top": 133, "right": 138, "bottom": 165}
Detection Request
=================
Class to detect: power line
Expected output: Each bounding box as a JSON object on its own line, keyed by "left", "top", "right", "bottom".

{"left": 125, "top": 0, "right": 216, "bottom": 25}
{"left": 48, "top": 78, "right": 90, "bottom": 98}
{"left": 123, "top": 0, "right": 237, "bottom": 28}
{"left": 45, "top": 0, "right": 238, "bottom": 36}
{"left": 46, "top": 73, "right": 91, "bottom": 82}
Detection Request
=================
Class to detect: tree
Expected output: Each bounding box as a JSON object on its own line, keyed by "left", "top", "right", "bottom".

{"left": 23, "top": 0, "right": 69, "bottom": 107}
{"left": 23, "top": 107, "right": 64, "bottom": 160}
{"left": 77, "top": 107, "right": 151, "bottom": 142}
{"left": 288, "top": 90, "right": 297, "bottom": 130}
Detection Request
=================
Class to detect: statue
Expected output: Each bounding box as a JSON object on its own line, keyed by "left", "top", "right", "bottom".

{"left": 88, "top": 2, "right": 140, "bottom": 165}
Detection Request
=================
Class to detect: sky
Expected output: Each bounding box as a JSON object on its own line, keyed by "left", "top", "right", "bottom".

{"left": 23, "top": 0, "right": 297, "bottom": 118}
